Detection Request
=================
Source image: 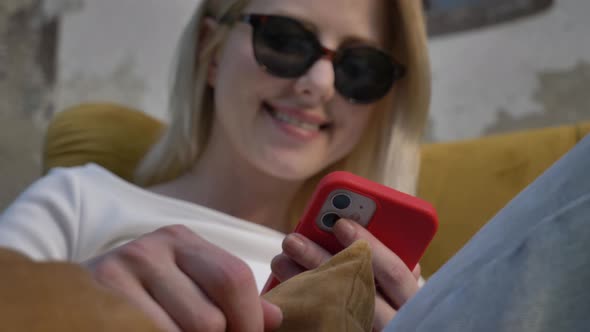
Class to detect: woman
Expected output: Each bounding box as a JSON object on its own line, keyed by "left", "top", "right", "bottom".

{"left": 0, "top": 0, "right": 429, "bottom": 330}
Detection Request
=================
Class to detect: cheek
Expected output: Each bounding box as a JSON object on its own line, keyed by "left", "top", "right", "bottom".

{"left": 353, "top": 112, "right": 373, "bottom": 136}
{"left": 347, "top": 107, "right": 374, "bottom": 140}
{"left": 214, "top": 34, "right": 284, "bottom": 111}
{"left": 217, "top": 49, "right": 253, "bottom": 92}
{"left": 333, "top": 108, "right": 375, "bottom": 156}
{"left": 215, "top": 32, "right": 260, "bottom": 90}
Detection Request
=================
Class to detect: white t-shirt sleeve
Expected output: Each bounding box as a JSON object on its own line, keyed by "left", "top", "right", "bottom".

{"left": 0, "top": 168, "right": 80, "bottom": 261}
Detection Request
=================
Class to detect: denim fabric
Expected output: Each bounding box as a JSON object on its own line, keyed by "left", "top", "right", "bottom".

{"left": 385, "top": 135, "right": 590, "bottom": 331}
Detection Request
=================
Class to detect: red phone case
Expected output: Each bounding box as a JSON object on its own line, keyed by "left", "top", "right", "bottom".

{"left": 261, "top": 171, "right": 438, "bottom": 294}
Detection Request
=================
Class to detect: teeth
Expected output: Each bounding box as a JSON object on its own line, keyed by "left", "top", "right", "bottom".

{"left": 266, "top": 105, "right": 322, "bottom": 131}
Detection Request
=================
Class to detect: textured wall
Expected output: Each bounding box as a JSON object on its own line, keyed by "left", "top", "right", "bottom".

{"left": 427, "top": 0, "right": 590, "bottom": 141}
{"left": 55, "top": 0, "right": 590, "bottom": 142}
{"left": 56, "top": 0, "right": 197, "bottom": 121}
{"left": 0, "top": 0, "right": 58, "bottom": 209}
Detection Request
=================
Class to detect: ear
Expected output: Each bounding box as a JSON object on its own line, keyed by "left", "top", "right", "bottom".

{"left": 198, "top": 17, "right": 221, "bottom": 87}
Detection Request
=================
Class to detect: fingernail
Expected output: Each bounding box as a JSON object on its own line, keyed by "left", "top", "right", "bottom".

{"left": 334, "top": 218, "right": 356, "bottom": 243}
{"left": 283, "top": 233, "right": 305, "bottom": 255}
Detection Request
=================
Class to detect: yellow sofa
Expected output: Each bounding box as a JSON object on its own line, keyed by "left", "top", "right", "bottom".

{"left": 43, "top": 103, "right": 590, "bottom": 277}
{"left": 417, "top": 121, "right": 590, "bottom": 276}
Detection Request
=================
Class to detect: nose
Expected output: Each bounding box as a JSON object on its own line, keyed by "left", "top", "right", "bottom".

{"left": 293, "top": 59, "right": 336, "bottom": 104}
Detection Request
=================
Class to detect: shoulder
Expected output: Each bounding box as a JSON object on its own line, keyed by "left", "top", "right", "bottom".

{"left": 46, "top": 163, "right": 119, "bottom": 182}
{"left": 42, "top": 163, "right": 111, "bottom": 186}
{"left": 19, "top": 163, "right": 143, "bottom": 212}
{"left": 44, "top": 163, "right": 137, "bottom": 196}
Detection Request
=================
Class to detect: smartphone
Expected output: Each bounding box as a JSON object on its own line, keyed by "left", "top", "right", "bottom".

{"left": 261, "top": 171, "right": 438, "bottom": 294}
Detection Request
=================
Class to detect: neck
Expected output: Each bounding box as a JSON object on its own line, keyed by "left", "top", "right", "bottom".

{"left": 150, "top": 129, "right": 303, "bottom": 233}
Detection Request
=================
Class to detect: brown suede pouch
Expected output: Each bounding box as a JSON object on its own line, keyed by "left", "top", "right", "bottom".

{"left": 263, "top": 240, "right": 376, "bottom": 332}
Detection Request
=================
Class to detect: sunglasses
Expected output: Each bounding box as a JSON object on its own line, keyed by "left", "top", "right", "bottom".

{"left": 232, "top": 14, "right": 406, "bottom": 104}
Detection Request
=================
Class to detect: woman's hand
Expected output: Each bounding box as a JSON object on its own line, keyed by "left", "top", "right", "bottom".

{"left": 84, "top": 225, "right": 283, "bottom": 332}
{"left": 270, "top": 219, "right": 421, "bottom": 331}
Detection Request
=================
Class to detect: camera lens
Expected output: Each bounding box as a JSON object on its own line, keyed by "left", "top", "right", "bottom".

{"left": 321, "top": 213, "right": 340, "bottom": 228}
{"left": 332, "top": 194, "right": 351, "bottom": 210}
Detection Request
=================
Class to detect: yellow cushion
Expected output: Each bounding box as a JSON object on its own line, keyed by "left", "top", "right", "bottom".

{"left": 43, "top": 103, "right": 164, "bottom": 181}
{"left": 417, "top": 124, "right": 588, "bottom": 276}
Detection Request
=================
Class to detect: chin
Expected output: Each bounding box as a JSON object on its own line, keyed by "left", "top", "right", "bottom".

{"left": 255, "top": 154, "right": 326, "bottom": 182}
{"left": 265, "top": 164, "right": 319, "bottom": 182}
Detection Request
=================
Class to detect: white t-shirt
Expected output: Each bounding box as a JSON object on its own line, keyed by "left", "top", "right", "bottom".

{"left": 0, "top": 164, "right": 285, "bottom": 290}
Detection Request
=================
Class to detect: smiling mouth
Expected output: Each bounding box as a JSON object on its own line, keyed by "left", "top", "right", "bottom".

{"left": 262, "top": 102, "right": 332, "bottom": 131}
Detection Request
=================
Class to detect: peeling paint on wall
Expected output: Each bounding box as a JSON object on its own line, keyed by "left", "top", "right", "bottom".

{"left": 55, "top": 0, "right": 197, "bottom": 121}
{"left": 485, "top": 61, "right": 590, "bottom": 134}
{"left": 0, "top": 0, "right": 36, "bottom": 17}
{"left": 428, "top": 0, "right": 590, "bottom": 142}
{"left": 41, "top": 0, "right": 84, "bottom": 21}
{"left": 0, "top": 112, "right": 43, "bottom": 210}
{"left": 0, "top": 0, "right": 60, "bottom": 209}
{"left": 0, "top": 0, "right": 57, "bottom": 121}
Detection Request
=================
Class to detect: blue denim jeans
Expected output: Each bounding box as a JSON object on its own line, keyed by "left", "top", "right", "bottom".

{"left": 385, "top": 135, "right": 590, "bottom": 331}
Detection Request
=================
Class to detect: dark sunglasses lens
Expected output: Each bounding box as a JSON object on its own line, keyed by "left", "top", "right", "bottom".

{"left": 253, "top": 17, "right": 318, "bottom": 77}
{"left": 335, "top": 48, "right": 396, "bottom": 103}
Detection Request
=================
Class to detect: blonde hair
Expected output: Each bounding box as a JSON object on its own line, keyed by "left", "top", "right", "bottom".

{"left": 135, "top": 0, "right": 431, "bottom": 227}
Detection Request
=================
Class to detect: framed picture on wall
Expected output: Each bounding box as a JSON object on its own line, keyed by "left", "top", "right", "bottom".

{"left": 424, "top": 0, "right": 554, "bottom": 36}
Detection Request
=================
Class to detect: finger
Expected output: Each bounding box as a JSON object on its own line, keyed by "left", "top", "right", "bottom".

{"left": 143, "top": 262, "right": 227, "bottom": 332}
{"left": 270, "top": 253, "right": 306, "bottom": 282}
{"left": 178, "top": 243, "right": 265, "bottom": 332}
{"left": 281, "top": 233, "right": 332, "bottom": 270}
{"left": 262, "top": 299, "right": 283, "bottom": 331}
{"left": 333, "top": 219, "right": 419, "bottom": 308}
{"left": 373, "top": 294, "right": 396, "bottom": 332}
{"left": 89, "top": 258, "right": 182, "bottom": 332}
{"left": 114, "top": 231, "right": 228, "bottom": 332}
{"left": 412, "top": 263, "right": 422, "bottom": 280}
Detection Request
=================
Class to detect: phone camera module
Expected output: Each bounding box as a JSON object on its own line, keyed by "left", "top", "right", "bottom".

{"left": 332, "top": 194, "right": 351, "bottom": 210}
{"left": 321, "top": 213, "right": 341, "bottom": 228}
